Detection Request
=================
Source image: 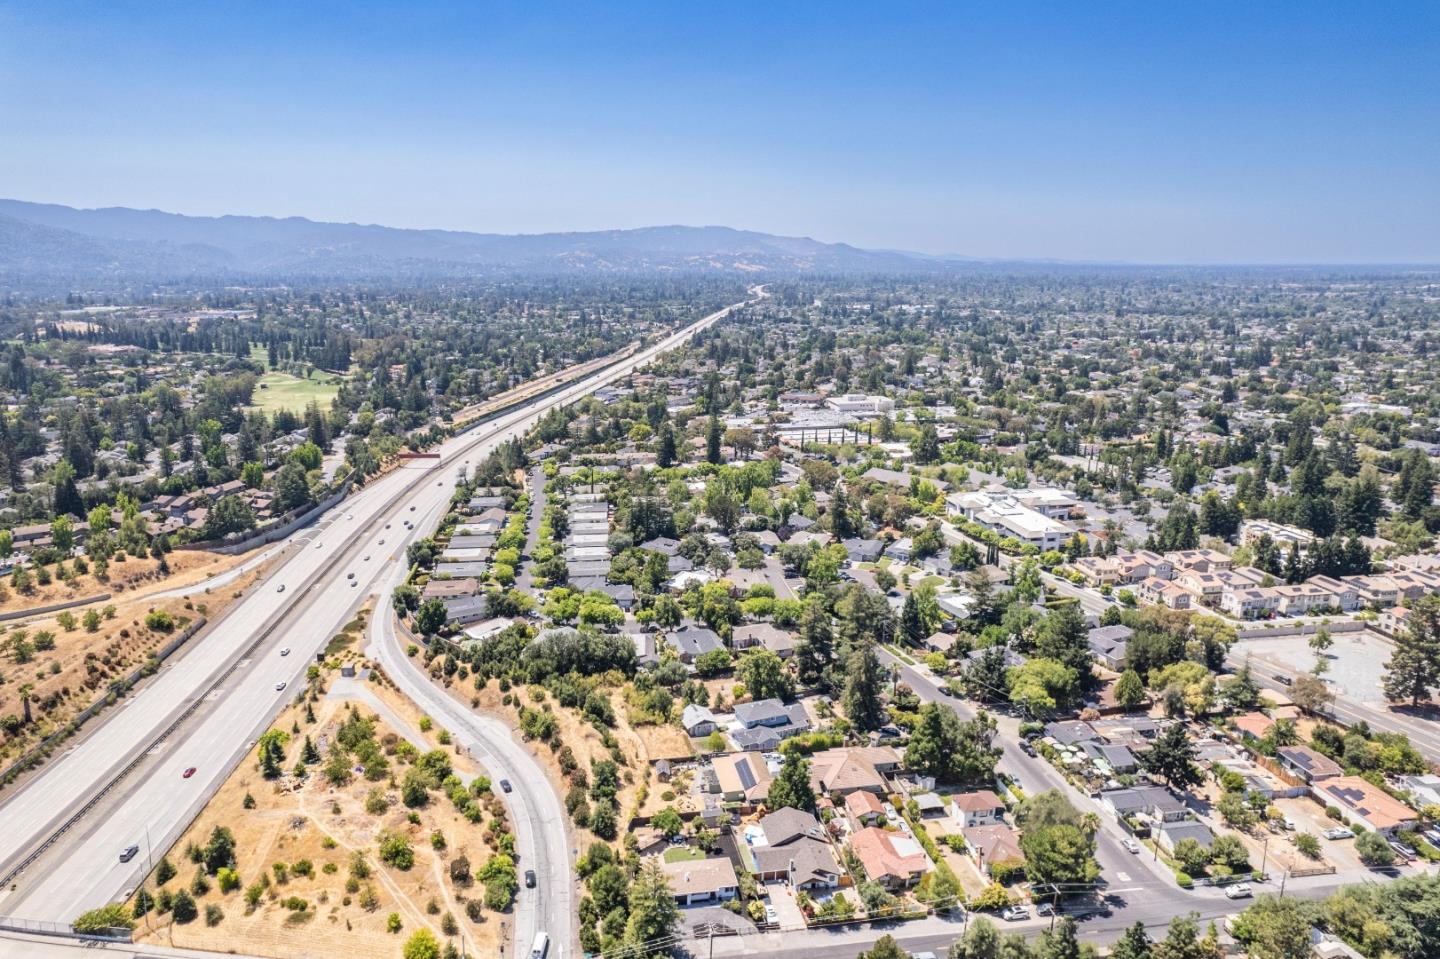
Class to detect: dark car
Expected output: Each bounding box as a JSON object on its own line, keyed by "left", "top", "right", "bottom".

{"left": 500, "top": 779, "right": 512, "bottom": 793}
{"left": 525, "top": 869, "right": 537, "bottom": 888}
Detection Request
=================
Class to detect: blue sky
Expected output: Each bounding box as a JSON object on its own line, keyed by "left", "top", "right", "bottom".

{"left": 1, "top": 1, "right": 1436, "bottom": 262}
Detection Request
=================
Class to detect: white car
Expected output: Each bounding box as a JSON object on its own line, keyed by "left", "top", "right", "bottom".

{"left": 1224, "top": 883, "right": 1253, "bottom": 900}
{"left": 280, "top": 648, "right": 291, "bottom": 657}
{"left": 276, "top": 584, "right": 285, "bottom": 593}
{"left": 1121, "top": 838, "right": 1141, "bottom": 854}
{"left": 1001, "top": 905, "right": 1029, "bottom": 922}
{"left": 275, "top": 682, "right": 287, "bottom": 692}
{"left": 1324, "top": 827, "right": 1354, "bottom": 840}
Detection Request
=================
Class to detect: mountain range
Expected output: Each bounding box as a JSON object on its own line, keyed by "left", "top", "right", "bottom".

{"left": 0, "top": 199, "right": 967, "bottom": 288}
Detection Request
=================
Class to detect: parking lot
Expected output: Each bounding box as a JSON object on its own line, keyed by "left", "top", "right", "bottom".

{"left": 1235, "top": 628, "right": 1393, "bottom": 703}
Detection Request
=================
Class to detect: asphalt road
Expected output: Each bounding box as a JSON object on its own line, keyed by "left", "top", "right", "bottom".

{"left": 1226, "top": 647, "right": 1440, "bottom": 762}
{"left": 0, "top": 287, "right": 764, "bottom": 928}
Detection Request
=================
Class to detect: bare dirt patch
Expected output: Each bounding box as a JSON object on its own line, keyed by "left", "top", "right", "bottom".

{"left": 133, "top": 678, "right": 506, "bottom": 959}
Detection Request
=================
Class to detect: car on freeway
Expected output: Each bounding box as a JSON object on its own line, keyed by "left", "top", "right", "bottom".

{"left": 316, "top": 542, "right": 323, "bottom": 549}
{"left": 1324, "top": 827, "right": 1354, "bottom": 840}
{"left": 379, "top": 539, "right": 386, "bottom": 545}
{"left": 280, "top": 647, "right": 291, "bottom": 656}
{"left": 275, "top": 682, "right": 287, "bottom": 692}
{"left": 1121, "top": 838, "right": 1141, "bottom": 854}
{"left": 351, "top": 580, "right": 358, "bottom": 587}
{"left": 183, "top": 767, "right": 196, "bottom": 779}
{"left": 386, "top": 523, "right": 391, "bottom": 529}
{"left": 347, "top": 571, "right": 355, "bottom": 579}
{"left": 277, "top": 584, "right": 286, "bottom": 593}
{"left": 500, "top": 779, "right": 512, "bottom": 793}
{"left": 1224, "top": 883, "right": 1253, "bottom": 900}
{"left": 119, "top": 844, "right": 140, "bottom": 863}
{"left": 363, "top": 555, "right": 370, "bottom": 561}
{"left": 1001, "top": 905, "right": 1029, "bottom": 922}
{"left": 524, "top": 869, "right": 537, "bottom": 888}
{"left": 409, "top": 506, "right": 416, "bottom": 511}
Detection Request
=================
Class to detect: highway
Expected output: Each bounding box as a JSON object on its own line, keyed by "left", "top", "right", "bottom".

{"left": 0, "top": 287, "right": 764, "bottom": 932}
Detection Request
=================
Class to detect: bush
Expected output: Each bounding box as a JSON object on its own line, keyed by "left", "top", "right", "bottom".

{"left": 171, "top": 889, "right": 198, "bottom": 923}
{"left": 1175, "top": 872, "right": 1194, "bottom": 888}
{"left": 145, "top": 610, "right": 177, "bottom": 632}
{"left": 403, "top": 929, "right": 441, "bottom": 959}
{"left": 72, "top": 904, "right": 135, "bottom": 933}
{"left": 377, "top": 831, "right": 414, "bottom": 870}
{"left": 387, "top": 912, "right": 403, "bottom": 933}
{"left": 205, "top": 904, "right": 224, "bottom": 927}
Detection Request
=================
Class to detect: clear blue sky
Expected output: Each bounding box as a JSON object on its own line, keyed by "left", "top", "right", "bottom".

{"left": 1, "top": 1, "right": 1436, "bottom": 263}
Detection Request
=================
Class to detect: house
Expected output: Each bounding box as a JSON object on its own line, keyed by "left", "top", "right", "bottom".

{"left": 850, "top": 827, "right": 930, "bottom": 889}
{"left": 441, "top": 595, "right": 490, "bottom": 626}
{"left": 1316, "top": 777, "right": 1419, "bottom": 836}
{"left": 713, "top": 752, "right": 772, "bottom": 803}
{"left": 666, "top": 625, "right": 724, "bottom": 663}
{"left": 808, "top": 746, "right": 901, "bottom": 796}
{"left": 1379, "top": 605, "right": 1411, "bottom": 637}
{"left": 1307, "top": 575, "right": 1359, "bottom": 611}
{"left": 842, "top": 537, "right": 884, "bottom": 564}
{"left": 734, "top": 699, "right": 805, "bottom": 729}
{"left": 757, "top": 807, "right": 826, "bottom": 845}
{"left": 1045, "top": 721, "right": 1099, "bottom": 746}
{"left": 1276, "top": 746, "right": 1343, "bottom": 783}
{"left": 1232, "top": 712, "right": 1275, "bottom": 742}
{"left": 682, "top": 704, "right": 719, "bottom": 737}
{"left": 962, "top": 824, "right": 1024, "bottom": 876}
{"left": 422, "top": 577, "right": 480, "bottom": 600}
{"left": 750, "top": 833, "right": 842, "bottom": 889}
{"left": 1081, "top": 741, "right": 1138, "bottom": 774}
{"left": 660, "top": 857, "right": 739, "bottom": 905}
{"left": 733, "top": 623, "right": 796, "bottom": 657}
{"left": 845, "top": 790, "right": 889, "bottom": 829}
{"left": 1087, "top": 625, "right": 1132, "bottom": 670}
{"left": 1155, "top": 821, "right": 1215, "bottom": 856}
{"left": 950, "top": 790, "right": 1005, "bottom": 828}
{"left": 1101, "top": 786, "right": 1189, "bottom": 823}
{"left": 1138, "top": 576, "right": 1192, "bottom": 610}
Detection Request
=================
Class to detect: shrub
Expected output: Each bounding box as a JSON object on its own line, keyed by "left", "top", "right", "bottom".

{"left": 387, "top": 912, "right": 403, "bottom": 933}
{"left": 72, "top": 904, "right": 135, "bottom": 933}
{"left": 204, "top": 904, "right": 224, "bottom": 927}
{"left": 1176, "top": 872, "right": 1194, "bottom": 889}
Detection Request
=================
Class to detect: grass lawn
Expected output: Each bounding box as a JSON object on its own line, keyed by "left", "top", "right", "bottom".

{"left": 663, "top": 846, "right": 707, "bottom": 863}
{"left": 249, "top": 370, "right": 343, "bottom": 414}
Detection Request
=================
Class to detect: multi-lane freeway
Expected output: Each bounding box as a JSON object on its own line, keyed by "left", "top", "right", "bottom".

{"left": 0, "top": 288, "right": 765, "bottom": 949}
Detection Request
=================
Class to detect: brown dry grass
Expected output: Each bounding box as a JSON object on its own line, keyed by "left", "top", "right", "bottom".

{"left": 135, "top": 681, "right": 503, "bottom": 959}
{"left": 0, "top": 548, "right": 252, "bottom": 616}
{"left": 0, "top": 556, "right": 268, "bottom": 766}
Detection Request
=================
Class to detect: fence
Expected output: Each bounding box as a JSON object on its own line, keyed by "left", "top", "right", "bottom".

{"left": 0, "top": 616, "right": 208, "bottom": 792}
{"left": 176, "top": 472, "right": 356, "bottom": 556}
{"left": 0, "top": 592, "right": 111, "bottom": 624}
{"left": 0, "top": 914, "right": 132, "bottom": 943}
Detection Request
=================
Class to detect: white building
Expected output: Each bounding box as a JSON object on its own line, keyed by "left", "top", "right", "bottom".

{"left": 824, "top": 393, "right": 895, "bottom": 415}
{"left": 946, "top": 490, "right": 1074, "bottom": 551}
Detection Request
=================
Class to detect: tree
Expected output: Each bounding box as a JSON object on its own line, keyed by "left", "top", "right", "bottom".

{"left": 257, "top": 728, "right": 289, "bottom": 779}
{"left": 403, "top": 929, "right": 441, "bottom": 959}
{"left": 949, "top": 916, "right": 1003, "bottom": 959}
{"left": 1383, "top": 595, "right": 1440, "bottom": 706}
{"left": 414, "top": 598, "right": 448, "bottom": 636}
{"left": 651, "top": 806, "right": 683, "bottom": 838}
{"left": 1354, "top": 829, "right": 1396, "bottom": 867}
{"left": 706, "top": 414, "right": 722, "bottom": 465}
{"left": 1017, "top": 790, "right": 1098, "bottom": 893}
{"left": 842, "top": 642, "right": 886, "bottom": 732}
{"left": 1232, "top": 895, "right": 1312, "bottom": 959}
{"left": 204, "top": 494, "right": 256, "bottom": 539}
{"left": 171, "top": 889, "right": 198, "bottom": 924}
{"left": 1152, "top": 914, "right": 1213, "bottom": 959}
{"left": 1172, "top": 837, "right": 1211, "bottom": 876}
{"left": 1115, "top": 669, "right": 1147, "bottom": 710}
{"left": 859, "top": 934, "right": 907, "bottom": 959}
{"left": 1223, "top": 662, "right": 1261, "bottom": 710}
{"left": 1290, "top": 673, "right": 1334, "bottom": 713}
{"left": 905, "top": 704, "right": 1001, "bottom": 784}
{"left": 794, "top": 597, "right": 834, "bottom": 687}
{"left": 737, "top": 649, "right": 793, "bottom": 702}
{"left": 203, "top": 826, "right": 237, "bottom": 874}
{"left": 1110, "top": 921, "right": 1154, "bottom": 959}
{"left": 656, "top": 423, "right": 677, "bottom": 468}
{"left": 1143, "top": 723, "right": 1202, "bottom": 790}
{"left": 623, "top": 860, "right": 680, "bottom": 952}
{"left": 1007, "top": 658, "right": 1078, "bottom": 719}
{"left": 767, "top": 752, "right": 815, "bottom": 811}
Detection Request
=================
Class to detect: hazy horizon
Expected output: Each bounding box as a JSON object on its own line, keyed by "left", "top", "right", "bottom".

{"left": 2, "top": 2, "right": 1437, "bottom": 264}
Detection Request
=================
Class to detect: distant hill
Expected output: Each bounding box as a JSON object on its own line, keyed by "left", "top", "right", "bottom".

{"left": 0, "top": 199, "right": 964, "bottom": 288}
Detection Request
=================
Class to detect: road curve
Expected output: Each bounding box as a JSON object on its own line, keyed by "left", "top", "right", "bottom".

{"left": 0, "top": 287, "right": 763, "bottom": 926}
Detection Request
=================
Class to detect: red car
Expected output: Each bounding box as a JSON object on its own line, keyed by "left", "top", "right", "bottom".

{"left": 182, "top": 767, "right": 197, "bottom": 779}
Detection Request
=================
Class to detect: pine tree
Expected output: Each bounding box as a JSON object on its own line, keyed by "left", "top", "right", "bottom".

{"left": 1114, "top": 669, "right": 1146, "bottom": 710}
{"left": 705, "top": 414, "right": 722, "bottom": 465}
{"left": 1383, "top": 595, "right": 1440, "bottom": 706}
{"left": 842, "top": 642, "right": 886, "bottom": 732}
{"left": 766, "top": 754, "right": 814, "bottom": 811}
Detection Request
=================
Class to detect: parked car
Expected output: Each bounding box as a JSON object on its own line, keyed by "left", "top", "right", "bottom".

{"left": 1389, "top": 840, "right": 1417, "bottom": 861}
{"left": 1001, "top": 905, "right": 1029, "bottom": 922}
{"left": 1224, "top": 883, "right": 1253, "bottom": 900}
{"left": 1035, "top": 902, "right": 1055, "bottom": 917}
{"left": 1121, "top": 838, "right": 1141, "bottom": 854}
{"left": 1324, "top": 827, "right": 1354, "bottom": 840}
